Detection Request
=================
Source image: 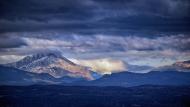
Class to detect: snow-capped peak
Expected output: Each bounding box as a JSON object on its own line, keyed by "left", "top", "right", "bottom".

{"left": 7, "top": 52, "right": 97, "bottom": 80}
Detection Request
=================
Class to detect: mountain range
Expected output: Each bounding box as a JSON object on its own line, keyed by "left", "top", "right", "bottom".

{"left": 1, "top": 52, "right": 190, "bottom": 86}
{"left": 81, "top": 70, "right": 190, "bottom": 87}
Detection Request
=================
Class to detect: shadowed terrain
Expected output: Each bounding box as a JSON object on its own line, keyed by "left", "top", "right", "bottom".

{"left": 0, "top": 85, "right": 190, "bottom": 107}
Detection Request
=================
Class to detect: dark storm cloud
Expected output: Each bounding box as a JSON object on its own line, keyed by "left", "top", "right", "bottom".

{"left": 94, "top": 0, "right": 190, "bottom": 16}
{"left": 0, "top": 35, "right": 27, "bottom": 49}
{"left": 0, "top": 0, "right": 189, "bottom": 33}
{"left": 0, "top": 0, "right": 95, "bottom": 20}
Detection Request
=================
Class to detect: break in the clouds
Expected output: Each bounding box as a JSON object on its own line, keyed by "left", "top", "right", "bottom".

{"left": 0, "top": 0, "right": 190, "bottom": 33}
{"left": 70, "top": 58, "right": 127, "bottom": 74}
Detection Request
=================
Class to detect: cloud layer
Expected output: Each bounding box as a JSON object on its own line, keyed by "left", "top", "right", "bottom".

{"left": 0, "top": 0, "right": 189, "bottom": 33}
{"left": 0, "top": 35, "right": 27, "bottom": 48}
{"left": 0, "top": 32, "right": 190, "bottom": 68}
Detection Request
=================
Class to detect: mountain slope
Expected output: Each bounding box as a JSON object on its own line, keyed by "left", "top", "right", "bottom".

{"left": 0, "top": 65, "right": 90, "bottom": 85}
{"left": 0, "top": 65, "right": 59, "bottom": 85}
{"left": 7, "top": 53, "right": 98, "bottom": 80}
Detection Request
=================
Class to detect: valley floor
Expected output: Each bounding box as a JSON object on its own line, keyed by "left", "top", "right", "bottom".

{"left": 0, "top": 85, "right": 190, "bottom": 107}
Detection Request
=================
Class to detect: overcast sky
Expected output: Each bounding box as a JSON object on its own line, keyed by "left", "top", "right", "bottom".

{"left": 0, "top": 0, "right": 190, "bottom": 73}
